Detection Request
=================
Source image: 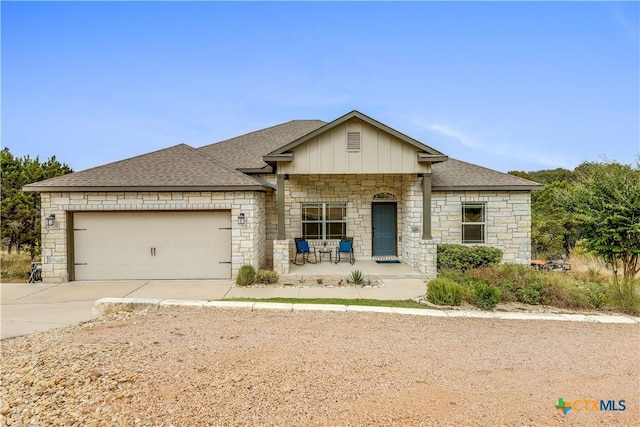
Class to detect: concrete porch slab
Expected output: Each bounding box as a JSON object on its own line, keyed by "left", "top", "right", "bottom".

{"left": 285, "top": 259, "right": 426, "bottom": 279}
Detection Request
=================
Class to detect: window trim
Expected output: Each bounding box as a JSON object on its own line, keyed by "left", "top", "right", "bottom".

{"left": 461, "top": 202, "right": 486, "bottom": 244}
{"left": 301, "top": 202, "right": 347, "bottom": 240}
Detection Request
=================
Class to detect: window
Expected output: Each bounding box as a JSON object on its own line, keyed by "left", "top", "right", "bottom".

{"left": 302, "top": 203, "right": 347, "bottom": 240}
{"left": 462, "top": 203, "right": 485, "bottom": 243}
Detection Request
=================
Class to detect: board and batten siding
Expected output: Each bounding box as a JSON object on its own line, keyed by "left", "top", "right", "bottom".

{"left": 278, "top": 120, "right": 431, "bottom": 175}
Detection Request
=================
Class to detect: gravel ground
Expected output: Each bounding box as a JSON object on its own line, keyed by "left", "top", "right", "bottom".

{"left": 1, "top": 307, "right": 638, "bottom": 426}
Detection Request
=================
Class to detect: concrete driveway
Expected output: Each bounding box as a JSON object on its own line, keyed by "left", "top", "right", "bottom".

{"left": 1, "top": 278, "right": 426, "bottom": 339}
{"left": 1, "top": 280, "right": 234, "bottom": 339}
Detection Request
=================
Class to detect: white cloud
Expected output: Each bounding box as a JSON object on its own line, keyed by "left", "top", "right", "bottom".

{"left": 425, "top": 124, "right": 478, "bottom": 148}
{"left": 416, "top": 120, "right": 569, "bottom": 170}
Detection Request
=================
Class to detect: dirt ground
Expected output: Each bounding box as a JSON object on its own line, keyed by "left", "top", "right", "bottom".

{"left": 1, "top": 307, "right": 638, "bottom": 426}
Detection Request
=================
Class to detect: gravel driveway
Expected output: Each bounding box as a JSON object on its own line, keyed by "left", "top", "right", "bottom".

{"left": 1, "top": 307, "right": 638, "bottom": 426}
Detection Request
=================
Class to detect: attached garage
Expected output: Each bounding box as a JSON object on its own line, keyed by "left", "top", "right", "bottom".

{"left": 73, "top": 211, "right": 231, "bottom": 280}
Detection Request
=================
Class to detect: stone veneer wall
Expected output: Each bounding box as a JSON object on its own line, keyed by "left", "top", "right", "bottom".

{"left": 259, "top": 173, "right": 424, "bottom": 266}
{"left": 260, "top": 175, "right": 533, "bottom": 270}
{"left": 431, "top": 191, "right": 533, "bottom": 264}
{"left": 39, "top": 191, "right": 266, "bottom": 282}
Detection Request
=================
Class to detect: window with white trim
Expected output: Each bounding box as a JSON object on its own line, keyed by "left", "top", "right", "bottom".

{"left": 302, "top": 203, "right": 347, "bottom": 240}
{"left": 462, "top": 203, "right": 486, "bottom": 243}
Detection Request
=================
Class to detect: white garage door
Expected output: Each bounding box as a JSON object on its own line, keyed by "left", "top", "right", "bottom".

{"left": 73, "top": 211, "right": 231, "bottom": 280}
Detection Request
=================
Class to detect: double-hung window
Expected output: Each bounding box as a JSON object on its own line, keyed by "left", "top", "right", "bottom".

{"left": 462, "top": 203, "right": 486, "bottom": 244}
{"left": 302, "top": 203, "right": 346, "bottom": 240}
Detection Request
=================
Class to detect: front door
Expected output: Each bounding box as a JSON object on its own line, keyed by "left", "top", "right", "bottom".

{"left": 372, "top": 202, "right": 397, "bottom": 256}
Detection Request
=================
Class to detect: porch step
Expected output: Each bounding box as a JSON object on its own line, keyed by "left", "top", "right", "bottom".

{"left": 371, "top": 256, "right": 401, "bottom": 262}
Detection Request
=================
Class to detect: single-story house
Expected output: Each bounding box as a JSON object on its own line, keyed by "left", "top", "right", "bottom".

{"left": 25, "top": 110, "right": 542, "bottom": 282}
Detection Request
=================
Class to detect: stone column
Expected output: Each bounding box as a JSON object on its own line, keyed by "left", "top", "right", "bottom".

{"left": 277, "top": 174, "right": 285, "bottom": 240}
{"left": 273, "top": 239, "right": 290, "bottom": 275}
{"left": 418, "top": 239, "right": 437, "bottom": 280}
{"left": 422, "top": 172, "right": 432, "bottom": 240}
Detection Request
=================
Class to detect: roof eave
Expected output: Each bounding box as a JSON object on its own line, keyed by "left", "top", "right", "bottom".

{"left": 432, "top": 185, "right": 544, "bottom": 192}
{"left": 23, "top": 185, "right": 272, "bottom": 193}
{"left": 418, "top": 154, "right": 449, "bottom": 163}
{"left": 263, "top": 154, "right": 293, "bottom": 163}
{"left": 237, "top": 165, "right": 274, "bottom": 174}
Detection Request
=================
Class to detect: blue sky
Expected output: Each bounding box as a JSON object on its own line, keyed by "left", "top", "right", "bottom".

{"left": 2, "top": 1, "right": 638, "bottom": 173}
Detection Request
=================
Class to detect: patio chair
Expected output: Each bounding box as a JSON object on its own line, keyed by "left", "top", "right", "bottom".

{"left": 334, "top": 237, "right": 355, "bottom": 265}
{"left": 27, "top": 262, "right": 42, "bottom": 283}
{"left": 293, "top": 238, "right": 318, "bottom": 265}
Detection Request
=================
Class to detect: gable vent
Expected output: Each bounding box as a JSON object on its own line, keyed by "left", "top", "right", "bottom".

{"left": 347, "top": 132, "right": 361, "bottom": 151}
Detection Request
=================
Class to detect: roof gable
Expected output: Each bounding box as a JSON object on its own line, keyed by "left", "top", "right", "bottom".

{"left": 266, "top": 110, "right": 447, "bottom": 160}
{"left": 24, "top": 144, "right": 268, "bottom": 192}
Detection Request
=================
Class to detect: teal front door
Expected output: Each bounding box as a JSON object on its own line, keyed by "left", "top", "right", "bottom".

{"left": 372, "top": 202, "right": 397, "bottom": 256}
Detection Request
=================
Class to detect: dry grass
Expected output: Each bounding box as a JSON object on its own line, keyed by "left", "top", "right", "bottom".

{"left": 570, "top": 252, "right": 616, "bottom": 277}
{"left": 0, "top": 250, "right": 33, "bottom": 282}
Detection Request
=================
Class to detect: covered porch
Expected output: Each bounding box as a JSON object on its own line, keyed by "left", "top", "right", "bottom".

{"left": 283, "top": 259, "right": 427, "bottom": 281}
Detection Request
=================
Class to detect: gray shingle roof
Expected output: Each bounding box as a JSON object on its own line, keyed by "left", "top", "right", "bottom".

{"left": 24, "top": 144, "right": 268, "bottom": 191}
{"left": 432, "top": 158, "right": 542, "bottom": 190}
{"left": 198, "top": 120, "right": 327, "bottom": 170}
{"left": 24, "top": 113, "right": 541, "bottom": 192}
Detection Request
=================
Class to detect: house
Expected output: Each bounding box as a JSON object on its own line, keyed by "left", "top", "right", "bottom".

{"left": 24, "top": 110, "right": 542, "bottom": 282}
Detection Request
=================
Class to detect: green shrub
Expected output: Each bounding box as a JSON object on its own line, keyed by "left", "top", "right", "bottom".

{"left": 541, "top": 274, "right": 591, "bottom": 310}
{"left": 437, "top": 269, "right": 477, "bottom": 303}
{"left": 468, "top": 264, "right": 551, "bottom": 304}
{"left": 437, "top": 269, "right": 476, "bottom": 287}
{"left": 235, "top": 265, "right": 256, "bottom": 286}
{"left": 437, "top": 244, "right": 503, "bottom": 271}
{"left": 582, "top": 281, "right": 607, "bottom": 309}
{"left": 608, "top": 279, "right": 640, "bottom": 315}
{"left": 516, "top": 279, "right": 545, "bottom": 305}
{"left": 468, "top": 266, "right": 515, "bottom": 301}
{"left": 255, "top": 269, "right": 279, "bottom": 284}
{"left": 346, "top": 270, "right": 364, "bottom": 285}
{"left": 427, "top": 278, "right": 463, "bottom": 306}
{"left": 473, "top": 283, "right": 501, "bottom": 310}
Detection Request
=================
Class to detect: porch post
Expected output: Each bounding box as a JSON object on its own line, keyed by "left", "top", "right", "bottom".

{"left": 277, "top": 174, "right": 285, "bottom": 240}
{"left": 422, "top": 172, "right": 432, "bottom": 240}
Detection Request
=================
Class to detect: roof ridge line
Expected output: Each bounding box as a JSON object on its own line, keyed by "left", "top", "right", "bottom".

{"left": 199, "top": 119, "right": 327, "bottom": 149}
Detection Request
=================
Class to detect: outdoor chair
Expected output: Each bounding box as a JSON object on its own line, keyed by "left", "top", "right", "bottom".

{"left": 293, "top": 238, "right": 318, "bottom": 265}
{"left": 334, "top": 237, "right": 355, "bottom": 265}
{"left": 28, "top": 262, "right": 42, "bottom": 283}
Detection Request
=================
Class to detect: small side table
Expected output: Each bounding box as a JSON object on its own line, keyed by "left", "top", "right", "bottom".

{"left": 317, "top": 247, "right": 333, "bottom": 263}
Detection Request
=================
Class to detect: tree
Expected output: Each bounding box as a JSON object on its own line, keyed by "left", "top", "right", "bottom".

{"left": 565, "top": 160, "right": 640, "bottom": 280}
{"left": 530, "top": 180, "right": 579, "bottom": 257}
{"left": 0, "top": 147, "right": 73, "bottom": 258}
{"left": 509, "top": 168, "right": 578, "bottom": 258}
{"left": 508, "top": 168, "right": 575, "bottom": 185}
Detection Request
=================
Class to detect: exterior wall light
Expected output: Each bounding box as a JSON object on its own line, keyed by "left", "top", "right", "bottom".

{"left": 45, "top": 214, "right": 56, "bottom": 227}
{"left": 237, "top": 213, "right": 245, "bottom": 225}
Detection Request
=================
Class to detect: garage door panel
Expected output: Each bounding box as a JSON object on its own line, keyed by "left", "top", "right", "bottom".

{"left": 73, "top": 211, "right": 231, "bottom": 280}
